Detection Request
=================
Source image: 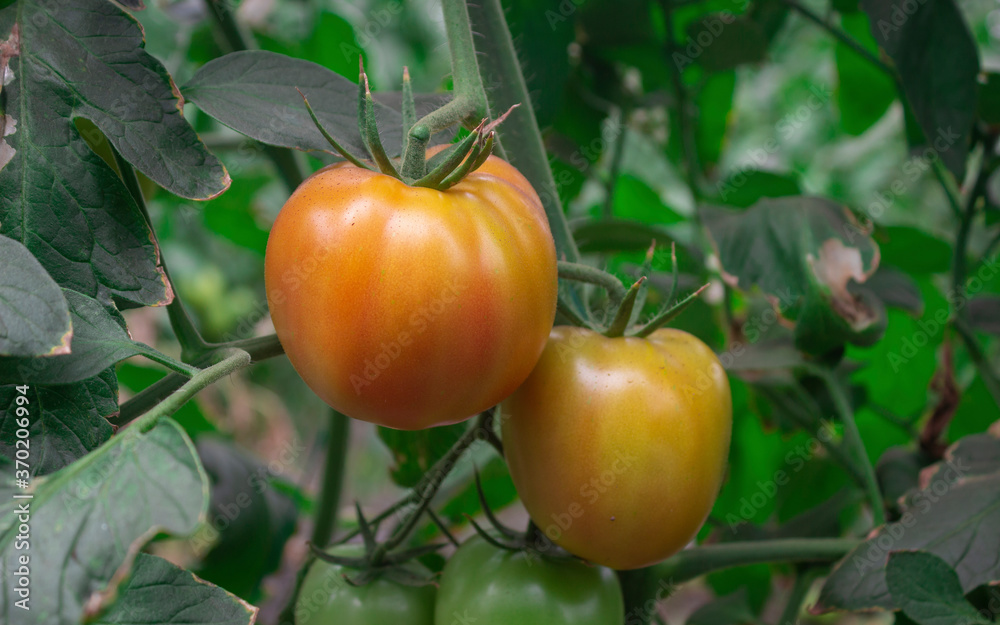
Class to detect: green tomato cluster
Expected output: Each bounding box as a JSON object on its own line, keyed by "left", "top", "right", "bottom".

{"left": 297, "top": 538, "right": 625, "bottom": 625}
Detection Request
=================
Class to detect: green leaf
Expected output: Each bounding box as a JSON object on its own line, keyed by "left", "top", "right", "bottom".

{"left": 835, "top": 12, "right": 896, "bottom": 135}
{"left": 580, "top": 0, "right": 658, "bottom": 46}
{"left": 859, "top": 267, "right": 923, "bottom": 315}
{"left": 966, "top": 295, "right": 1000, "bottom": 335}
{"left": 685, "top": 14, "right": 767, "bottom": 73}
{"left": 611, "top": 174, "right": 685, "bottom": 224}
{"left": 201, "top": 173, "right": 271, "bottom": 256}
{"left": 571, "top": 218, "right": 682, "bottom": 254}
{"left": 833, "top": 0, "right": 860, "bottom": 13}
{"left": 711, "top": 170, "right": 802, "bottom": 208}
{"left": 93, "top": 553, "right": 257, "bottom": 625}
{"left": 876, "top": 226, "right": 952, "bottom": 274}
{"left": 378, "top": 423, "right": 465, "bottom": 488}
{"left": 977, "top": 72, "right": 1000, "bottom": 125}
{"left": 2, "top": 0, "right": 228, "bottom": 198}
{"left": 876, "top": 447, "right": 925, "bottom": 509}
{"left": 815, "top": 450, "right": 1000, "bottom": 611}
{"left": 935, "top": 432, "right": 1000, "bottom": 479}
{"left": 696, "top": 70, "right": 736, "bottom": 168}
{"left": 0, "top": 5, "right": 174, "bottom": 307}
{"left": 860, "top": 0, "right": 979, "bottom": 179}
{"left": 702, "top": 197, "right": 884, "bottom": 354}
{"left": 0, "top": 368, "right": 116, "bottom": 476}
{"left": 193, "top": 438, "right": 299, "bottom": 601}
{"left": 886, "top": 551, "right": 990, "bottom": 625}
{"left": 0, "top": 233, "right": 70, "bottom": 357}
{"left": 0, "top": 419, "right": 207, "bottom": 623}
{"left": 0, "top": 289, "right": 169, "bottom": 384}
{"left": 183, "top": 50, "right": 404, "bottom": 158}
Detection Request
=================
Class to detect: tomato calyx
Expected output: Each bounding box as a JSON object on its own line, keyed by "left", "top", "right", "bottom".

{"left": 308, "top": 504, "right": 443, "bottom": 588}
{"left": 297, "top": 58, "right": 515, "bottom": 190}
{"left": 556, "top": 241, "right": 710, "bottom": 338}
{"left": 464, "top": 469, "right": 583, "bottom": 566}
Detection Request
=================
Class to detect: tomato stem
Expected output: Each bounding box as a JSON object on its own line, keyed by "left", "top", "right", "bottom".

{"left": 651, "top": 537, "right": 859, "bottom": 585}
{"left": 805, "top": 365, "right": 886, "bottom": 527}
{"left": 474, "top": 467, "right": 519, "bottom": 539}
{"left": 557, "top": 261, "right": 627, "bottom": 304}
{"left": 371, "top": 409, "right": 496, "bottom": 563}
{"left": 132, "top": 349, "right": 251, "bottom": 434}
{"left": 400, "top": 124, "right": 429, "bottom": 181}
{"left": 114, "top": 334, "right": 284, "bottom": 427}
{"left": 311, "top": 409, "right": 351, "bottom": 548}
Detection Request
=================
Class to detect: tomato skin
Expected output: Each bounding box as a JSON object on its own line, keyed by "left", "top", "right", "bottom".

{"left": 434, "top": 536, "right": 624, "bottom": 625}
{"left": 501, "top": 326, "right": 732, "bottom": 570}
{"left": 265, "top": 151, "right": 557, "bottom": 430}
{"left": 295, "top": 547, "right": 435, "bottom": 625}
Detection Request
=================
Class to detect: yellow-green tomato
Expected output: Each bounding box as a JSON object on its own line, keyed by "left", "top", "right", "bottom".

{"left": 295, "top": 547, "right": 435, "bottom": 625}
{"left": 502, "top": 326, "right": 732, "bottom": 570}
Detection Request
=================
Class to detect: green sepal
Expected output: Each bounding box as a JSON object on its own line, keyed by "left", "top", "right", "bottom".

{"left": 604, "top": 277, "right": 646, "bottom": 338}
{"left": 628, "top": 240, "right": 657, "bottom": 327}
{"left": 297, "top": 88, "right": 371, "bottom": 169}
{"left": 413, "top": 123, "right": 483, "bottom": 188}
{"left": 633, "top": 283, "right": 710, "bottom": 338}
{"left": 474, "top": 466, "right": 520, "bottom": 540}
{"left": 438, "top": 132, "right": 494, "bottom": 189}
{"left": 361, "top": 73, "right": 401, "bottom": 178}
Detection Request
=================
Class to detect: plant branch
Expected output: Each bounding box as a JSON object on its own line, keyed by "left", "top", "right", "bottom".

{"left": 954, "top": 317, "right": 1000, "bottom": 408}
{"left": 757, "top": 385, "right": 868, "bottom": 488}
{"left": 807, "top": 366, "right": 885, "bottom": 527}
{"left": 114, "top": 334, "right": 283, "bottom": 427}
{"left": 651, "top": 538, "right": 858, "bottom": 585}
{"left": 950, "top": 151, "right": 1000, "bottom": 408}
{"left": 660, "top": 0, "right": 702, "bottom": 195}
{"left": 135, "top": 345, "right": 200, "bottom": 378}
{"left": 932, "top": 159, "right": 965, "bottom": 220}
{"left": 130, "top": 349, "right": 251, "bottom": 433}
{"left": 777, "top": 567, "right": 821, "bottom": 625}
{"left": 111, "top": 146, "right": 211, "bottom": 360}
{"left": 953, "top": 160, "right": 985, "bottom": 293}
{"left": 465, "top": 0, "right": 581, "bottom": 264}
{"left": 603, "top": 106, "right": 629, "bottom": 218}
{"left": 371, "top": 411, "right": 492, "bottom": 560}
{"left": 311, "top": 410, "right": 352, "bottom": 548}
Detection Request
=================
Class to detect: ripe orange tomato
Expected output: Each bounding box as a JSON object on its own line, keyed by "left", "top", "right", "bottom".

{"left": 501, "top": 326, "right": 732, "bottom": 570}
{"left": 265, "top": 151, "right": 557, "bottom": 430}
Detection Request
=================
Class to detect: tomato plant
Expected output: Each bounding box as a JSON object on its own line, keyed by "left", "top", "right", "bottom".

{"left": 265, "top": 151, "right": 557, "bottom": 430}
{"left": 434, "top": 536, "right": 624, "bottom": 625}
{"left": 502, "top": 326, "right": 732, "bottom": 570}
{"left": 295, "top": 546, "right": 436, "bottom": 625}
{"left": 3, "top": 0, "right": 1000, "bottom": 624}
